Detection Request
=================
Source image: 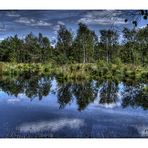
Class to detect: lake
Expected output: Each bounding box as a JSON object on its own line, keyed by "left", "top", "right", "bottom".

{"left": 0, "top": 73, "right": 148, "bottom": 138}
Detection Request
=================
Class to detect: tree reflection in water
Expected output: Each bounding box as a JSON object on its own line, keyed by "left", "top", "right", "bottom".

{"left": 56, "top": 80, "right": 98, "bottom": 111}
{"left": 72, "top": 81, "right": 98, "bottom": 111}
{"left": 99, "top": 80, "right": 119, "bottom": 105}
{"left": 121, "top": 82, "right": 148, "bottom": 110}
{"left": 0, "top": 73, "right": 147, "bottom": 110}
{"left": 57, "top": 83, "right": 73, "bottom": 109}
{"left": 0, "top": 72, "right": 52, "bottom": 100}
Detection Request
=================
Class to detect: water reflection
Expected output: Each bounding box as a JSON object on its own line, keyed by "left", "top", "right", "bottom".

{"left": 121, "top": 82, "right": 148, "bottom": 110}
{"left": 0, "top": 72, "right": 147, "bottom": 110}
{"left": 19, "top": 118, "right": 84, "bottom": 133}
{"left": 0, "top": 72, "right": 52, "bottom": 100}
{"left": 99, "top": 81, "right": 118, "bottom": 104}
{"left": 72, "top": 81, "right": 98, "bottom": 111}
{"left": 57, "top": 83, "right": 73, "bottom": 109}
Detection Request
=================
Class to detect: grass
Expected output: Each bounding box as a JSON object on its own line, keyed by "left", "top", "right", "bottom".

{"left": 0, "top": 62, "right": 147, "bottom": 83}
{"left": 55, "top": 63, "right": 148, "bottom": 83}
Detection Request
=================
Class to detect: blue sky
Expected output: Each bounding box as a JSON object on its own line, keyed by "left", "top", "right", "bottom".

{"left": 0, "top": 10, "right": 147, "bottom": 41}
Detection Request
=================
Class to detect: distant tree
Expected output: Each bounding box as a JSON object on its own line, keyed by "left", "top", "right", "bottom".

{"left": 136, "top": 26, "right": 148, "bottom": 66}
{"left": 100, "top": 29, "right": 119, "bottom": 63}
{"left": 38, "top": 33, "right": 51, "bottom": 63}
{"left": 0, "top": 38, "right": 11, "bottom": 62}
{"left": 121, "top": 28, "right": 137, "bottom": 64}
{"left": 24, "top": 33, "right": 40, "bottom": 63}
{"left": 0, "top": 35, "right": 23, "bottom": 62}
{"left": 0, "top": 21, "right": 148, "bottom": 66}
{"left": 56, "top": 25, "right": 73, "bottom": 63}
{"left": 74, "top": 23, "right": 97, "bottom": 63}
{"left": 9, "top": 35, "right": 23, "bottom": 62}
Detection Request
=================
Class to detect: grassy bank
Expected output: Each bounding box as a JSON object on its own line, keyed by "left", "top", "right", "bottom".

{"left": 0, "top": 62, "right": 147, "bottom": 83}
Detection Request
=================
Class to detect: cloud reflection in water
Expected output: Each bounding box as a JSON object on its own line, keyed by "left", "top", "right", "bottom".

{"left": 19, "top": 118, "right": 84, "bottom": 133}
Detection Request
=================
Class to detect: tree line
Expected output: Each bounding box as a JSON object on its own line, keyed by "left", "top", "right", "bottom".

{"left": 0, "top": 23, "right": 148, "bottom": 65}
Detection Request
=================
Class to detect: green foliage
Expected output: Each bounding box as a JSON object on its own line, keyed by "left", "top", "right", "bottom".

{"left": 100, "top": 29, "right": 119, "bottom": 63}
{"left": 73, "top": 23, "right": 97, "bottom": 63}
{"left": 0, "top": 23, "right": 148, "bottom": 76}
{"left": 0, "top": 33, "right": 52, "bottom": 63}
{"left": 56, "top": 25, "right": 73, "bottom": 60}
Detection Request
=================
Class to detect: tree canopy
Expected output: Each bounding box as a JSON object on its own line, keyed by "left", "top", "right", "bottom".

{"left": 0, "top": 23, "right": 148, "bottom": 66}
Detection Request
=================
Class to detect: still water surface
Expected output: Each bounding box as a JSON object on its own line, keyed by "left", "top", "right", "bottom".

{"left": 0, "top": 73, "right": 148, "bottom": 138}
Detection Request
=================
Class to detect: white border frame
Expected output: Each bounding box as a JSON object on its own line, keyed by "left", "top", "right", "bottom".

{"left": 0, "top": 0, "right": 148, "bottom": 147}
{"left": 0, "top": 0, "right": 148, "bottom": 9}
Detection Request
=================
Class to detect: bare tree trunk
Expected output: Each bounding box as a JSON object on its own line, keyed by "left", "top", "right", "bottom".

{"left": 106, "top": 39, "right": 109, "bottom": 63}
{"left": 141, "top": 50, "right": 144, "bottom": 66}
{"left": 83, "top": 43, "right": 86, "bottom": 64}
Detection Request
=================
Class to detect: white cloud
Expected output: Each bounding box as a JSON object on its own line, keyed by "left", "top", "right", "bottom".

{"left": 136, "top": 125, "right": 148, "bottom": 137}
{"left": 15, "top": 17, "right": 51, "bottom": 27}
{"left": 53, "top": 24, "right": 61, "bottom": 35}
{"left": 7, "top": 98, "right": 20, "bottom": 104}
{"left": 78, "top": 10, "right": 127, "bottom": 25}
{"left": 98, "top": 102, "right": 121, "bottom": 109}
{"left": 0, "top": 28, "right": 6, "bottom": 32}
{"left": 6, "top": 93, "right": 27, "bottom": 104}
{"left": 53, "top": 21, "right": 66, "bottom": 35}
{"left": 7, "top": 12, "right": 20, "bottom": 17}
{"left": 94, "top": 90, "right": 122, "bottom": 109}
{"left": 53, "top": 24, "right": 60, "bottom": 31}
{"left": 0, "top": 24, "right": 6, "bottom": 32}
{"left": 0, "top": 37, "right": 5, "bottom": 41}
{"left": 138, "top": 25, "right": 147, "bottom": 29}
{"left": 19, "top": 118, "right": 84, "bottom": 133}
{"left": 57, "top": 21, "right": 65, "bottom": 25}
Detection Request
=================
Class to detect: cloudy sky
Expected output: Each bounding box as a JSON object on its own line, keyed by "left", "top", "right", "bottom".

{"left": 0, "top": 10, "right": 147, "bottom": 40}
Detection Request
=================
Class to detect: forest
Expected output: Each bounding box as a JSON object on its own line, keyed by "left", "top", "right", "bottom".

{"left": 0, "top": 22, "right": 148, "bottom": 83}
{"left": 0, "top": 23, "right": 148, "bottom": 65}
